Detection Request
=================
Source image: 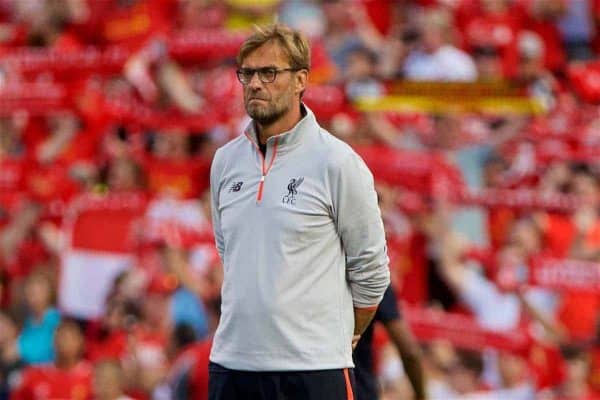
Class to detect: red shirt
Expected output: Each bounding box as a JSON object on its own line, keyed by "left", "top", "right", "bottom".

{"left": 457, "top": 2, "right": 525, "bottom": 78}
{"left": 542, "top": 213, "right": 600, "bottom": 341}
{"left": 0, "top": 157, "right": 25, "bottom": 193}
{"left": 168, "top": 340, "right": 211, "bottom": 400}
{"left": 590, "top": 346, "right": 600, "bottom": 393}
{"left": 0, "top": 157, "right": 26, "bottom": 225}
{"left": 487, "top": 207, "right": 515, "bottom": 251}
{"left": 593, "top": 0, "right": 600, "bottom": 53}
{"left": 12, "top": 362, "right": 92, "bottom": 400}
{"left": 527, "top": 342, "right": 567, "bottom": 389}
{"left": 73, "top": 0, "right": 175, "bottom": 49}
{"left": 144, "top": 157, "right": 208, "bottom": 199}
{"left": 514, "top": 0, "right": 567, "bottom": 71}
{"left": 24, "top": 162, "right": 80, "bottom": 204}
{"left": 86, "top": 328, "right": 129, "bottom": 362}
{"left": 394, "top": 232, "right": 428, "bottom": 305}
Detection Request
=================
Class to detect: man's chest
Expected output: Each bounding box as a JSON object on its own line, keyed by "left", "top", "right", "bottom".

{"left": 217, "top": 161, "right": 334, "bottom": 238}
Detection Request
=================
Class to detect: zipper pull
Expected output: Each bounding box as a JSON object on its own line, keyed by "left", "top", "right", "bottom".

{"left": 257, "top": 175, "right": 265, "bottom": 202}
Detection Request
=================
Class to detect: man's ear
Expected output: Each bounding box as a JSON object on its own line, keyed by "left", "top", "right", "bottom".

{"left": 295, "top": 69, "right": 308, "bottom": 95}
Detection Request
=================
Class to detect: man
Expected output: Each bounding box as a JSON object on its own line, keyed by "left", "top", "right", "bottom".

{"left": 209, "top": 24, "right": 390, "bottom": 400}
{"left": 353, "top": 285, "right": 427, "bottom": 400}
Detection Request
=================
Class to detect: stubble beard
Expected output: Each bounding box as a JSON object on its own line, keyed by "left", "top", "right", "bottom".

{"left": 245, "top": 92, "right": 292, "bottom": 126}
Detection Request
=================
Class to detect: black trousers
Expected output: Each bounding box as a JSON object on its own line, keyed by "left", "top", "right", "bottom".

{"left": 208, "top": 362, "right": 356, "bottom": 400}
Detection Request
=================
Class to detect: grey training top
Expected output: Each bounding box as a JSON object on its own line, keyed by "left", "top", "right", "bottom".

{"left": 209, "top": 104, "right": 390, "bottom": 371}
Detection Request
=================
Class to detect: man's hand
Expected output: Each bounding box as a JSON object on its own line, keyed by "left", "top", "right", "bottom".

{"left": 352, "top": 334, "right": 361, "bottom": 350}
{"left": 353, "top": 307, "right": 378, "bottom": 350}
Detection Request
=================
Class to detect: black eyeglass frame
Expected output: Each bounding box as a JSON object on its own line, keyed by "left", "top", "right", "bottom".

{"left": 236, "top": 67, "right": 302, "bottom": 84}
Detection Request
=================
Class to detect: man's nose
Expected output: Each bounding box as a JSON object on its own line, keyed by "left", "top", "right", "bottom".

{"left": 247, "top": 72, "right": 264, "bottom": 89}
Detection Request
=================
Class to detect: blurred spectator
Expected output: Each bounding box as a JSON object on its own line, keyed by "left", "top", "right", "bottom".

{"left": 279, "top": 0, "right": 326, "bottom": 39}
{"left": 69, "top": 0, "right": 176, "bottom": 48}
{"left": 447, "top": 349, "right": 485, "bottom": 396}
{"left": 473, "top": 46, "right": 504, "bottom": 80}
{"left": 176, "top": 0, "right": 226, "bottom": 30}
{"left": 163, "top": 247, "right": 209, "bottom": 339}
{"left": 422, "top": 341, "right": 458, "bottom": 399}
{"left": 516, "top": 30, "right": 558, "bottom": 110}
{"left": 556, "top": 345, "right": 594, "bottom": 399}
{"left": 322, "top": 1, "right": 369, "bottom": 72}
{"left": 404, "top": 8, "right": 477, "bottom": 81}
{"left": 85, "top": 297, "right": 140, "bottom": 363}
{"left": 154, "top": 323, "right": 210, "bottom": 400}
{"left": 12, "top": 319, "right": 92, "bottom": 400}
{"left": 343, "top": 45, "right": 385, "bottom": 101}
{"left": 0, "top": 2, "right": 598, "bottom": 399}
{"left": 102, "top": 156, "right": 146, "bottom": 193}
{"left": 16, "top": 270, "right": 60, "bottom": 365}
{"left": 522, "top": 0, "right": 566, "bottom": 72}
{"left": 557, "top": 0, "right": 596, "bottom": 60}
{"left": 457, "top": 0, "right": 523, "bottom": 78}
{"left": 93, "top": 359, "right": 132, "bottom": 400}
{"left": 0, "top": 311, "right": 22, "bottom": 400}
{"left": 144, "top": 130, "right": 206, "bottom": 199}
{"left": 353, "top": 285, "right": 426, "bottom": 400}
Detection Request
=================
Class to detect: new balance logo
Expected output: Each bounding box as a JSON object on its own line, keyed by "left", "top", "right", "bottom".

{"left": 229, "top": 181, "right": 243, "bottom": 192}
{"left": 282, "top": 177, "right": 304, "bottom": 205}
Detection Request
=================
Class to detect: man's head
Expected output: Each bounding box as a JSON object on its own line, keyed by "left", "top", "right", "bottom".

{"left": 24, "top": 270, "right": 54, "bottom": 317}
{"left": 448, "top": 349, "right": 484, "bottom": 394}
{"left": 420, "top": 9, "right": 452, "bottom": 53}
{"left": 167, "top": 322, "right": 197, "bottom": 359}
{"left": 517, "top": 31, "right": 545, "bottom": 81}
{"left": 54, "top": 319, "right": 84, "bottom": 364}
{"left": 0, "top": 310, "right": 18, "bottom": 347}
{"left": 344, "top": 46, "right": 377, "bottom": 81}
{"left": 570, "top": 163, "right": 600, "bottom": 205}
{"left": 152, "top": 130, "right": 191, "bottom": 160}
{"left": 236, "top": 24, "right": 310, "bottom": 125}
{"left": 93, "top": 359, "right": 125, "bottom": 400}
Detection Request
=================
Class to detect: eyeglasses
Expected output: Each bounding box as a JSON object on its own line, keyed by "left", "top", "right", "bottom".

{"left": 236, "top": 67, "right": 300, "bottom": 84}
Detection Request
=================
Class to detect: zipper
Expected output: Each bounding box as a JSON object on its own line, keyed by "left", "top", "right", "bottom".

{"left": 245, "top": 133, "right": 279, "bottom": 203}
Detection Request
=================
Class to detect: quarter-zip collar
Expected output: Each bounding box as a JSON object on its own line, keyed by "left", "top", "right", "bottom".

{"left": 243, "top": 104, "right": 318, "bottom": 203}
{"left": 243, "top": 103, "right": 317, "bottom": 156}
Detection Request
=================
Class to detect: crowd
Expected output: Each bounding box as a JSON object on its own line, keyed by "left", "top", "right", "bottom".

{"left": 0, "top": 0, "right": 600, "bottom": 399}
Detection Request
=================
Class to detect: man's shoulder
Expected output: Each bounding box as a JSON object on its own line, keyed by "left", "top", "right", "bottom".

{"left": 211, "top": 135, "right": 247, "bottom": 169}
{"left": 217, "top": 134, "right": 248, "bottom": 155}
{"left": 437, "top": 45, "right": 476, "bottom": 65}
{"left": 312, "top": 126, "right": 357, "bottom": 167}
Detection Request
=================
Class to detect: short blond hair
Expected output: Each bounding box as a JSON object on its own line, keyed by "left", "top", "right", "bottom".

{"left": 237, "top": 24, "right": 311, "bottom": 70}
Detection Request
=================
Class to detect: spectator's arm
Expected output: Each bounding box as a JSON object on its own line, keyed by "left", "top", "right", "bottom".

{"left": 361, "top": 113, "right": 402, "bottom": 148}
{"left": 164, "top": 247, "right": 207, "bottom": 298}
{"left": 487, "top": 116, "right": 527, "bottom": 149}
{"left": 570, "top": 206, "right": 600, "bottom": 261}
{"left": 123, "top": 40, "right": 165, "bottom": 103}
{"left": 0, "top": 202, "right": 41, "bottom": 265}
{"left": 436, "top": 225, "right": 470, "bottom": 294}
{"left": 157, "top": 61, "right": 203, "bottom": 114}
{"left": 382, "top": 318, "right": 427, "bottom": 400}
{"left": 517, "top": 290, "right": 567, "bottom": 343}
{"left": 36, "top": 129, "right": 76, "bottom": 164}
{"left": 347, "top": 3, "right": 386, "bottom": 52}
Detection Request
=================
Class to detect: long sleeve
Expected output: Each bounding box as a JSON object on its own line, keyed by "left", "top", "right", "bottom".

{"left": 331, "top": 152, "right": 390, "bottom": 308}
{"left": 210, "top": 149, "right": 225, "bottom": 260}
